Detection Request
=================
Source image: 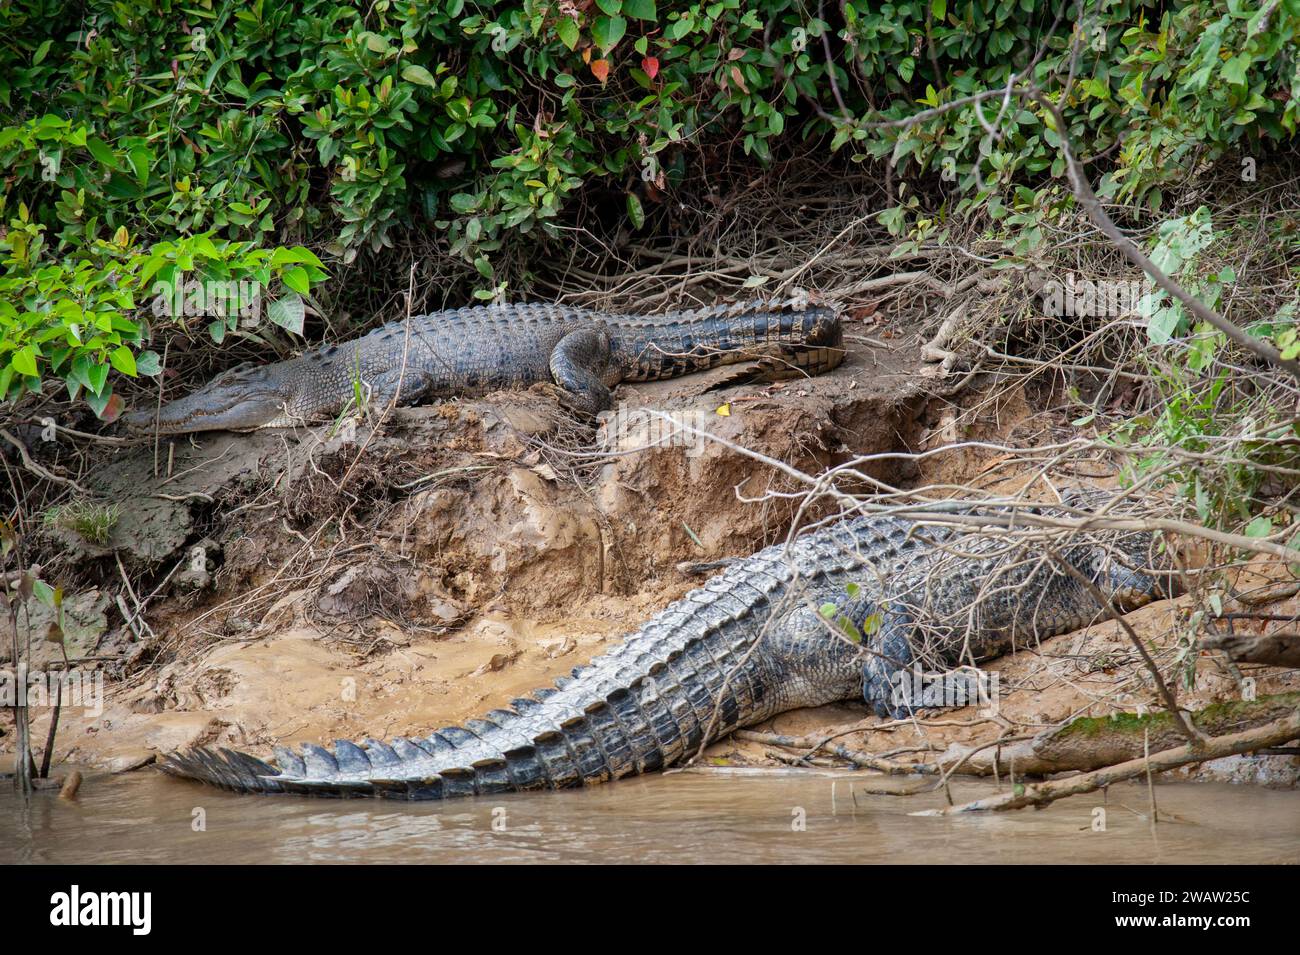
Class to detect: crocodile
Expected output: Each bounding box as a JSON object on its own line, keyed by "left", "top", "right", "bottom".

{"left": 161, "top": 497, "right": 1174, "bottom": 798}
{"left": 124, "top": 300, "right": 844, "bottom": 434}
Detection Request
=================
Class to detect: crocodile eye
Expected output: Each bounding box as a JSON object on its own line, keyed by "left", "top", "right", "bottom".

{"left": 1089, "top": 548, "right": 1109, "bottom": 580}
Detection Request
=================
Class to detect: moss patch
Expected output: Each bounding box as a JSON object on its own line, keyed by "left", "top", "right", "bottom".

{"left": 1053, "top": 692, "right": 1300, "bottom": 741}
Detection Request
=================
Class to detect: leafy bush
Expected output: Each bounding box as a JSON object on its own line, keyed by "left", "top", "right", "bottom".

{"left": 1095, "top": 206, "right": 1300, "bottom": 527}
{"left": 3, "top": 0, "right": 1300, "bottom": 416}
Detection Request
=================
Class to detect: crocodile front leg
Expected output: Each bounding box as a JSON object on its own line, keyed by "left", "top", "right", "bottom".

{"left": 548, "top": 326, "right": 615, "bottom": 415}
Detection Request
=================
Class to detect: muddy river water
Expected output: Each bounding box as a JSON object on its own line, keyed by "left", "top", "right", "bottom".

{"left": 3, "top": 769, "right": 1296, "bottom": 864}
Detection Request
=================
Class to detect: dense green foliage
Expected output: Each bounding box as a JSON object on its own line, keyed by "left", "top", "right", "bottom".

{"left": 3, "top": 0, "right": 1300, "bottom": 415}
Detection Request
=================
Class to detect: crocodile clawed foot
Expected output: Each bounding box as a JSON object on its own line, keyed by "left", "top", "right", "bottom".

{"left": 532, "top": 381, "right": 608, "bottom": 418}
{"left": 863, "top": 676, "right": 914, "bottom": 720}
{"left": 861, "top": 628, "right": 917, "bottom": 720}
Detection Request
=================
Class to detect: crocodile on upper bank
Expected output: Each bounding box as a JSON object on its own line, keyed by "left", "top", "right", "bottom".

{"left": 162, "top": 496, "right": 1175, "bottom": 799}
{"left": 124, "top": 300, "right": 844, "bottom": 433}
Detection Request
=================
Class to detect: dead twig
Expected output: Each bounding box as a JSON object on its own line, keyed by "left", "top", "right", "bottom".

{"left": 0, "top": 429, "right": 92, "bottom": 497}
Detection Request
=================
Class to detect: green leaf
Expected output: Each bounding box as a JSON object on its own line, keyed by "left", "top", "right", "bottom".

{"left": 85, "top": 360, "right": 109, "bottom": 396}
{"left": 10, "top": 346, "right": 39, "bottom": 377}
{"left": 1147, "top": 306, "right": 1183, "bottom": 344}
{"left": 401, "top": 65, "right": 438, "bottom": 88}
{"left": 84, "top": 388, "right": 120, "bottom": 420}
{"left": 931, "top": 0, "right": 947, "bottom": 18}
{"left": 127, "top": 144, "right": 150, "bottom": 186}
{"left": 281, "top": 266, "right": 311, "bottom": 295}
{"left": 556, "top": 17, "right": 580, "bottom": 50}
{"left": 135, "top": 350, "right": 162, "bottom": 376}
{"left": 623, "top": 0, "right": 657, "bottom": 19}
{"left": 596, "top": 0, "right": 623, "bottom": 14}
{"left": 269, "top": 245, "right": 326, "bottom": 269}
{"left": 361, "top": 31, "right": 390, "bottom": 54}
{"left": 593, "top": 15, "right": 627, "bottom": 53}
{"left": 33, "top": 39, "right": 52, "bottom": 65}
{"left": 32, "top": 579, "right": 56, "bottom": 608}
{"left": 109, "top": 345, "right": 137, "bottom": 377}
{"left": 268, "top": 292, "right": 305, "bottom": 336}
{"left": 86, "top": 137, "right": 118, "bottom": 168}
{"left": 626, "top": 193, "right": 645, "bottom": 229}
{"left": 1222, "top": 55, "right": 1250, "bottom": 87}
{"left": 1245, "top": 516, "right": 1273, "bottom": 538}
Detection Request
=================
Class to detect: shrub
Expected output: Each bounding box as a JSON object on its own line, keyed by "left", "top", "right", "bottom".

{"left": 2, "top": 0, "right": 1299, "bottom": 416}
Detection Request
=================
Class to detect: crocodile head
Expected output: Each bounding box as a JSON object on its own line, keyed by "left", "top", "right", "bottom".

{"left": 1088, "top": 539, "right": 1182, "bottom": 608}
{"left": 1056, "top": 489, "right": 1184, "bottom": 607}
{"left": 123, "top": 363, "right": 295, "bottom": 435}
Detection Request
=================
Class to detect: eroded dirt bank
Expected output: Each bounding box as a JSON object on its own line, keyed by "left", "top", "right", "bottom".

{"left": 6, "top": 331, "right": 1299, "bottom": 790}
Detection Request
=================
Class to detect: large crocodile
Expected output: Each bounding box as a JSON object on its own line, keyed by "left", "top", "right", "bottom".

{"left": 161, "top": 497, "right": 1173, "bottom": 798}
{"left": 125, "top": 300, "right": 844, "bottom": 433}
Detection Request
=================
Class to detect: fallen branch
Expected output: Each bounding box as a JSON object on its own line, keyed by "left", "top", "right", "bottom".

{"left": 920, "top": 303, "right": 967, "bottom": 375}
{"left": 939, "top": 693, "right": 1300, "bottom": 775}
{"left": 1200, "top": 632, "right": 1300, "bottom": 668}
{"left": 1230, "top": 580, "right": 1300, "bottom": 607}
{"left": 914, "top": 709, "right": 1300, "bottom": 815}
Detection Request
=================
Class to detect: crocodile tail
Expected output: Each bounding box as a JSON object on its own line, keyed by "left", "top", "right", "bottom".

{"left": 158, "top": 640, "right": 750, "bottom": 799}
{"left": 158, "top": 526, "right": 875, "bottom": 800}
{"left": 159, "top": 747, "right": 287, "bottom": 793}
{"left": 158, "top": 670, "right": 701, "bottom": 799}
{"left": 612, "top": 300, "right": 844, "bottom": 382}
{"left": 158, "top": 682, "right": 712, "bottom": 800}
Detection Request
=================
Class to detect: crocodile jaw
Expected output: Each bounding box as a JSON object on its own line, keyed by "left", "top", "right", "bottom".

{"left": 124, "top": 375, "right": 294, "bottom": 435}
